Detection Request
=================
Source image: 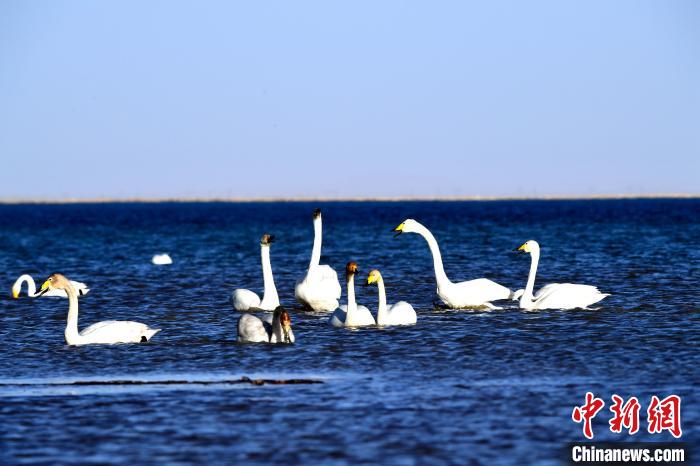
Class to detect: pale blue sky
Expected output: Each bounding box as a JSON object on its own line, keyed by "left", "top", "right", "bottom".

{"left": 1, "top": 1, "right": 698, "bottom": 199}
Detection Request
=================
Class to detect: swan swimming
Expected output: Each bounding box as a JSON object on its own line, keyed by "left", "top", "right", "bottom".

{"left": 515, "top": 240, "right": 609, "bottom": 310}
{"left": 366, "top": 269, "right": 417, "bottom": 326}
{"left": 329, "top": 262, "right": 375, "bottom": 327}
{"left": 237, "top": 306, "right": 295, "bottom": 343}
{"left": 295, "top": 208, "right": 342, "bottom": 312}
{"left": 232, "top": 234, "right": 280, "bottom": 312}
{"left": 393, "top": 219, "right": 512, "bottom": 309}
{"left": 36, "top": 273, "right": 160, "bottom": 345}
{"left": 12, "top": 274, "right": 90, "bottom": 298}
{"left": 152, "top": 254, "right": 173, "bottom": 265}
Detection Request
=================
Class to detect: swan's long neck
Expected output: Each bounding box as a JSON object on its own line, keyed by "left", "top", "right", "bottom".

{"left": 310, "top": 216, "right": 322, "bottom": 267}
{"left": 271, "top": 312, "right": 282, "bottom": 343}
{"left": 520, "top": 250, "right": 540, "bottom": 306}
{"left": 376, "top": 277, "right": 389, "bottom": 324}
{"left": 346, "top": 274, "right": 357, "bottom": 320}
{"left": 260, "top": 245, "right": 279, "bottom": 308}
{"left": 64, "top": 283, "right": 81, "bottom": 345}
{"left": 414, "top": 224, "right": 451, "bottom": 287}
{"left": 13, "top": 275, "right": 37, "bottom": 297}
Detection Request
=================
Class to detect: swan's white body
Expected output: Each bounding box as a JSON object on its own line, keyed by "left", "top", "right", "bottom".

{"left": 237, "top": 312, "right": 295, "bottom": 344}
{"left": 368, "top": 271, "right": 417, "bottom": 326}
{"left": 12, "top": 274, "right": 89, "bottom": 298}
{"left": 517, "top": 240, "right": 609, "bottom": 310}
{"left": 330, "top": 272, "right": 375, "bottom": 327}
{"left": 152, "top": 254, "right": 172, "bottom": 265}
{"left": 395, "top": 220, "right": 511, "bottom": 309}
{"left": 40, "top": 275, "right": 160, "bottom": 345}
{"left": 295, "top": 211, "right": 342, "bottom": 312}
{"left": 232, "top": 239, "right": 280, "bottom": 312}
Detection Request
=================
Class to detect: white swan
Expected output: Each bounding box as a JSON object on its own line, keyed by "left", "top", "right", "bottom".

{"left": 152, "top": 254, "right": 173, "bottom": 265}
{"left": 329, "top": 262, "right": 376, "bottom": 327}
{"left": 515, "top": 240, "right": 609, "bottom": 310}
{"left": 12, "top": 274, "right": 90, "bottom": 298}
{"left": 367, "top": 269, "right": 417, "bottom": 326}
{"left": 232, "top": 234, "right": 280, "bottom": 312}
{"left": 393, "top": 219, "right": 512, "bottom": 309}
{"left": 237, "top": 306, "right": 295, "bottom": 343}
{"left": 36, "top": 273, "right": 160, "bottom": 345}
{"left": 295, "top": 208, "right": 342, "bottom": 312}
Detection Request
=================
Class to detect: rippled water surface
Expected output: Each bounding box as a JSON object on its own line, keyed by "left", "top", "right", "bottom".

{"left": 1, "top": 200, "right": 698, "bottom": 465}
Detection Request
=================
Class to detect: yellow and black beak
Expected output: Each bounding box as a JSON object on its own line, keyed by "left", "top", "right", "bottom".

{"left": 514, "top": 243, "right": 528, "bottom": 253}
{"left": 392, "top": 222, "right": 405, "bottom": 238}
{"left": 11, "top": 289, "right": 19, "bottom": 299}
{"left": 35, "top": 280, "right": 50, "bottom": 297}
{"left": 367, "top": 274, "right": 378, "bottom": 286}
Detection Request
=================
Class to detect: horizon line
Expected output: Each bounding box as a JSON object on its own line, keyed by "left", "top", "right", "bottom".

{"left": 0, "top": 193, "right": 698, "bottom": 205}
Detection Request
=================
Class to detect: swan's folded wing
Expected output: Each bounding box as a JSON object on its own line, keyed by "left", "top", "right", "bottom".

{"left": 232, "top": 289, "right": 261, "bottom": 311}
{"left": 535, "top": 283, "right": 608, "bottom": 309}
{"left": 237, "top": 314, "right": 269, "bottom": 342}
{"left": 304, "top": 265, "right": 342, "bottom": 299}
{"left": 79, "top": 320, "right": 153, "bottom": 340}
{"left": 451, "top": 278, "right": 512, "bottom": 305}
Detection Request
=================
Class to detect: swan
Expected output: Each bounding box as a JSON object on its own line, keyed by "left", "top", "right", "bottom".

{"left": 393, "top": 219, "right": 512, "bottom": 309}
{"left": 515, "top": 240, "right": 609, "bottom": 310}
{"left": 237, "top": 306, "right": 295, "bottom": 343}
{"left": 36, "top": 273, "right": 160, "bottom": 345}
{"left": 329, "top": 262, "right": 376, "bottom": 327}
{"left": 232, "top": 234, "right": 280, "bottom": 312}
{"left": 12, "top": 274, "right": 89, "bottom": 298}
{"left": 152, "top": 254, "right": 173, "bottom": 265}
{"left": 295, "top": 208, "right": 342, "bottom": 312}
{"left": 366, "top": 269, "right": 417, "bottom": 326}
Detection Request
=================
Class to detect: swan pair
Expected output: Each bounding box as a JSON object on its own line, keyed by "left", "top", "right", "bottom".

{"left": 12, "top": 274, "right": 90, "bottom": 298}
{"left": 34, "top": 273, "right": 160, "bottom": 345}
{"left": 232, "top": 209, "right": 342, "bottom": 313}
{"left": 237, "top": 306, "right": 295, "bottom": 344}
{"left": 393, "top": 219, "right": 608, "bottom": 310}
{"left": 329, "top": 262, "right": 417, "bottom": 327}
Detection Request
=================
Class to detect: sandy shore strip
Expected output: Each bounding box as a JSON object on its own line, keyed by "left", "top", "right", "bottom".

{"left": 0, "top": 193, "right": 698, "bottom": 204}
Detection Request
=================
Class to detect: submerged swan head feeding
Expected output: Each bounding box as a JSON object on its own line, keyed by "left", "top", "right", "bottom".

{"left": 273, "top": 306, "right": 293, "bottom": 343}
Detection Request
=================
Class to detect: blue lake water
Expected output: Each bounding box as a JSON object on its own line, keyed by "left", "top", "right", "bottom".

{"left": 1, "top": 200, "right": 698, "bottom": 465}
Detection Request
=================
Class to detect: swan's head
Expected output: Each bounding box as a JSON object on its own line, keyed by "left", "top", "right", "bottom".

{"left": 392, "top": 219, "right": 420, "bottom": 237}
{"left": 273, "top": 306, "right": 293, "bottom": 343}
{"left": 313, "top": 208, "right": 322, "bottom": 219}
{"left": 515, "top": 240, "right": 540, "bottom": 254}
{"left": 36, "top": 273, "right": 70, "bottom": 296}
{"left": 260, "top": 234, "right": 275, "bottom": 246}
{"left": 366, "top": 269, "right": 383, "bottom": 286}
{"left": 345, "top": 261, "right": 359, "bottom": 279}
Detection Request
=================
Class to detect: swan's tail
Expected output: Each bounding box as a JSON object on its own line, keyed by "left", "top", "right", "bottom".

{"left": 143, "top": 328, "right": 161, "bottom": 341}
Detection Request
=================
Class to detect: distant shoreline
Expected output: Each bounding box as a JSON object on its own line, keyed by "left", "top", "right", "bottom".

{"left": 0, "top": 193, "right": 697, "bottom": 204}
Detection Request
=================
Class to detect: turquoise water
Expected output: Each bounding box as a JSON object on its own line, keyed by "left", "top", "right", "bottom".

{"left": 1, "top": 200, "right": 698, "bottom": 465}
